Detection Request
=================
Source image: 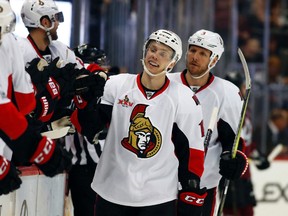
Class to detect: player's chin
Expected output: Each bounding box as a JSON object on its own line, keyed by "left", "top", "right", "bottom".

{"left": 147, "top": 65, "right": 161, "bottom": 74}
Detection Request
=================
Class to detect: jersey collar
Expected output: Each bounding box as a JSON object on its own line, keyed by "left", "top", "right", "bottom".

{"left": 181, "top": 69, "right": 215, "bottom": 93}
{"left": 137, "top": 73, "right": 170, "bottom": 100}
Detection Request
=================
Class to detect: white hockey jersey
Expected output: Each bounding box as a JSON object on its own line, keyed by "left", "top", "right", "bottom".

{"left": 91, "top": 73, "right": 205, "bottom": 206}
{"left": 0, "top": 34, "right": 35, "bottom": 112}
{"left": 17, "top": 36, "right": 81, "bottom": 67}
{"left": 168, "top": 71, "right": 243, "bottom": 189}
{"left": 0, "top": 33, "right": 35, "bottom": 157}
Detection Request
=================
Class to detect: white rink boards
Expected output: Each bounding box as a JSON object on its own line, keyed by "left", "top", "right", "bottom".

{"left": 0, "top": 165, "right": 67, "bottom": 216}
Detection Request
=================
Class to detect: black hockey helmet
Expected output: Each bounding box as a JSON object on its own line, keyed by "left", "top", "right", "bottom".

{"left": 74, "top": 44, "right": 108, "bottom": 65}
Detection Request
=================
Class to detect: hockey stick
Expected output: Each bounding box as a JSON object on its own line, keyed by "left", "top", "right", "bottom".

{"left": 217, "top": 48, "right": 252, "bottom": 216}
{"left": 204, "top": 107, "right": 219, "bottom": 155}
{"left": 250, "top": 143, "right": 284, "bottom": 166}
{"left": 268, "top": 144, "right": 283, "bottom": 162}
{"left": 41, "top": 126, "right": 70, "bottom": 139}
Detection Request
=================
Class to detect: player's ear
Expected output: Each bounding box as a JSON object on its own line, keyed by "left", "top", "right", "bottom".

{"left": 210, "top": 56, "right": 218, "bottom": 68}
{"left": 167, "top": 62, "right": 176, "bottom": 71}
{"left": 40, "top": 16, "right": 52, "bottom": 28}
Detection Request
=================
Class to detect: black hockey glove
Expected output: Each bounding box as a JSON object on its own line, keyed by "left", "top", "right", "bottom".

{"left": 73, "top": 73, "right": 106, "bottom": 108}
{"left": 70, "top": 108, "right": 100, "bottom": 144}
{"left": 46, "top": 57, "right": 78, "bottom": 98}
{"left": 8, "top": 124, "right": 72, "bottom": 177}
{"left": 250, "top": 149, "right": 270, "bottom": 170}
{"left": 33, "top": 90, "right": 59, "bottom": 123}
{"left": 73, "top": 64, "right": 107, "bottom": 109}
{"left": 178, "top": 179, "right": 207, "bottom": 216}
{"left": 219, "top": 150, "right": 248, "bottom": 180}
{"left": 25, "top": 58, "right": 50, "bottom": 94}
{"left": 32, "top": 140, "right": 73, "bottom": 177}
{"left": 0, "top": 156, "right": 22, "bottom": 195}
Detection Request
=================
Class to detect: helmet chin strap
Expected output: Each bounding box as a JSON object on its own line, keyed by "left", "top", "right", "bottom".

{"left": 39, "top": 22, "right": 55, "bottom": 44}
{"left": 190, "top": 59, "right": 217, "bottom": 79}
{"left": 141, "top": 59, "right": 174, "bottom": 77}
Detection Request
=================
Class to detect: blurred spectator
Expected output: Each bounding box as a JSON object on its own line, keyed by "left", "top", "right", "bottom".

{"left": 239, "top": 38, "right": 263, "bottom": 62}
{"left": 253, "top": 108, "right": 288, "bottom": 157}
{"left": 238, "top": 0, "right": 288, "bottom": 62}
{"left": 267, "top": 55, "right": 282, "bottom": 84}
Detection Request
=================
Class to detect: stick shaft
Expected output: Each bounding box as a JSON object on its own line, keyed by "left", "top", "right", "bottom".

{"left": 217, "top": 48, "right": 252, "bottom": 216}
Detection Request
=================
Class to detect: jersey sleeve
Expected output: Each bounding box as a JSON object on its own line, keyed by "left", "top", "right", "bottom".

{"left": 173, "top": 86, "right": 205, "bottom": 181}
{"left": 0, "top": 99, "right": 28, "bottom": 140}
{"left": 7, "top": 34, "right": 36, "bottom": 115}
{"left": 217, "top": 81, "right": 243, "bottom": 152}
{"left": 101, "top": 74, "right": 128, "bottom": 106}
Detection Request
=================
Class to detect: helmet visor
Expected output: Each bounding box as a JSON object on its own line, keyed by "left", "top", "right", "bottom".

{"left": 53, "top": 11, "right": 64, "bottom": 22}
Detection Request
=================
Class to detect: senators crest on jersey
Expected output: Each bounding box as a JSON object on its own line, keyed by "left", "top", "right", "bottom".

{"left": 121, "top": 104, "right": 162, "bottom": 158}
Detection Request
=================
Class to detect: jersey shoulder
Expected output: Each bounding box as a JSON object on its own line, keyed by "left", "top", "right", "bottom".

{"left": 106, "top": 73, "right": 136, "bottom": 90}
{"left": 211, "top": 76, "right": 241, "bottom": 97}
{"left": 169, "top": 79, "right": 198, "bottom": 104}
{"left": 211, "top": 76, "right": 243, "bottom": 107}
{"left": 50, "top": 40, "right": 69, "bottom": 49}
{"left": 167, "top": 72, "right": 182, "bottom": 82}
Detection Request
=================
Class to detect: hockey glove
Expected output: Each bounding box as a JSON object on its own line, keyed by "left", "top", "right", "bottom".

{"left": 219, "top": 150, "right": 248, "bottom": 180}
{"left": 0, "top": 156, "right": 22, "bottom": 195}
{"left": 25, "top": 58, "right": 50, "bottom": 94}
{"left": 46, "top": 58, "right": 78, "bottom": 98}
{"left": 71, "top": 109, "right": 98, "bottom": 144}
{"left": 30, "top": 138, "right": 73, "bottom": 177}
{"left": 73, "top": 73, "right": 106, "bottom": 108}
{"left": 178, "top": 179, "right": 207, "bottom": 216}
{"left": 250, "top": 149, "right": 270, "bottom": 170}
{"left": 33, "top": 88, "right": 59, "bottom": 123}
{"left": 8, "top": 125, "right": 72, "bottom": 177}
{"left": 73, "top": 64, "right": 107, "bottom": 109}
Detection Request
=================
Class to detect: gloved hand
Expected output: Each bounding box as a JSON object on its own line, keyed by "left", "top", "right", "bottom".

{"left": 219, "top": 150, "right": 248, "bottom": 180}
{"left": 25, "top": 58, "right": 50, "bottom": 94}
{"left": 250, "top": 149, "right": 270, "bottom": 170}
{"left": 29, "top": 137, "right": 72, "bottom": 177}
{"left": 73, "top": 65, "right": 107, "bottom": 109}
{"left": 34, "top": 92, "right": 58, "bottom": 123}
{"left": 8, "top": 124, "right": 72, "bottom": 177}
{"left": 73, "top": 73, "right": 106, "bottom": 109}
{"left": 0, "top": 156, "right": 22, "bottom": 195}
{"left": 178, "top": 179, "right": 207, "bottom": 216}
{"left": 44, "top": 57, "right": 78, "bottom": 98}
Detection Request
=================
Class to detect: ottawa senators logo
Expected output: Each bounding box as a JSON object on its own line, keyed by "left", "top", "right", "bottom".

{"left": 121, "top": 104, "right": 162, "bottom": 158}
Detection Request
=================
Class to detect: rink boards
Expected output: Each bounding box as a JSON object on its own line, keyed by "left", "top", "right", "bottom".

{"left": 251, "top": 159, "right": 288, "bottom": 216}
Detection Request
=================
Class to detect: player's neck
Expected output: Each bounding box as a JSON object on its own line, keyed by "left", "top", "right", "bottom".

{"left": 29, "top": 30, "right": 49, "bottom": 51}
{"left": 141, "top": 72, "right": 166, "bottom": 90}
{"left": 185, "top": 70, "right": 210, "bottom": 87}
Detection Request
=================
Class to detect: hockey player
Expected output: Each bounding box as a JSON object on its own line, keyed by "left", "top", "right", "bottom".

{"left": 168, "top": 29, "right": 249, "bottom": 216}
{"left": 71, "top": 29, "right": 206, "bottom": 216}
{"left": 18, "top": 0, "right": 107, "bottom": 127}
{"left": 0, "top": 0, "right": 72, "bottom": 195}
{"left": 64, "top": 44, "right": 108, "bottom": 216}
{"left": 74, "top": 43, "right": 108, "bottom": 68}
{"left": 16, "top": 0, "right": 83, "bottom": 128}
